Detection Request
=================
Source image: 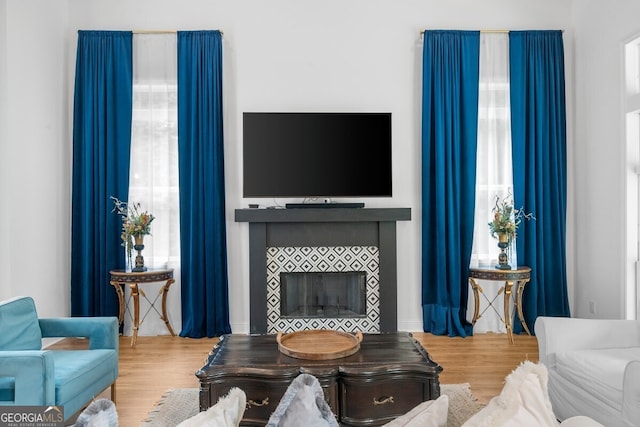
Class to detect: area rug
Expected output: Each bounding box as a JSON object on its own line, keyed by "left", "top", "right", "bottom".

{"left": 142, "top": 384, "right": 485, "bottom": 427}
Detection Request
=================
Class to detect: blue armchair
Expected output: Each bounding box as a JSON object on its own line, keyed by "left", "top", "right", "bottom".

{"left": 0, "top": 296, "right": 119, "bottom": 422}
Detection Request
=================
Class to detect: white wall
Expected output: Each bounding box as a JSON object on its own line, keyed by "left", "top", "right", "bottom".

{"left": 571, "top": 1, "right": 640, "bottom": 319}
{"left": 0, "top": 1, "right": 9, "bottom": 301}
{"left": 2, "top": 0, "right": 574, "bottom": 331}
{"left": 1, "top": 0, "right": 69, "bottom": 317}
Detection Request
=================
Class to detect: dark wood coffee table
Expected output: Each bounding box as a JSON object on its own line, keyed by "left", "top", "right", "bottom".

{"left": 196, "top": 332, "right": 442, "bottom": 426}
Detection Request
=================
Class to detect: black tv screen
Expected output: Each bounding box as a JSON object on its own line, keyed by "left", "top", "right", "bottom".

{"left": 243, "top": 112, "right": 392, "bottom": 198}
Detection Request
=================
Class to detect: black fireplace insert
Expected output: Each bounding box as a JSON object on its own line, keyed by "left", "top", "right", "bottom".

{"left": 280, "top": 271, "right": 367, "bottom": 318}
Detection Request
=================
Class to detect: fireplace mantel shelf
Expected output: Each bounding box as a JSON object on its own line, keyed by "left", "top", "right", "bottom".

{"left": 235, "top": 207, "right": 411, "bottom": 223}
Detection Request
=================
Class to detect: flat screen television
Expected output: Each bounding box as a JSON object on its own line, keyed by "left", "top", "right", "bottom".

{"left": 243, "top": 112, "right": 392, "bottom": 198}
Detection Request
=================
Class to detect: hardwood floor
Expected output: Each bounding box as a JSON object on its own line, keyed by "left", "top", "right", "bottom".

{"left": 49, "top": 332, "right": 538, "bottom": 426}
{"left": 417, "top": 332, "right": 539, "bottom": 402}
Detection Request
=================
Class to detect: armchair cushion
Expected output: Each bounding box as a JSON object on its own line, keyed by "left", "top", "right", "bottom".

{"left": 51, "top": 350, "right": 119, "bottom": 413}
{"left": 0, "top": 296, "right": 42, "bottom": 350}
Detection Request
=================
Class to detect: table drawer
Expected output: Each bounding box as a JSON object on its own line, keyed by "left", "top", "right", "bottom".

{"left": 203, "top": 376, "right": 339, "bottom": 426}
{"left": 241, "top": 380, "right": 288, "bottom": 426}
{"left": 203, "top": 378, "right": 288, "bottom": 426}
{"left": 340, "top": 377, "right": 433, "bottom": 426}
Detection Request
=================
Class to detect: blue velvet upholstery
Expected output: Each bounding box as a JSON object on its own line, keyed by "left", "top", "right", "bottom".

{"left": 0, "top": 296, "right": 119, "bottom": 422}
{"left": 0, "top": 296, "right": 42, "bottom": 350}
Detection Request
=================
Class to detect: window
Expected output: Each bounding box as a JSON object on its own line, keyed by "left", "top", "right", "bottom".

{"left": 127, "top": 33, "right": 182, "bottom": 334}
{"left": 468, "top": 33, "right": 515, "bottom": 333}
{"left": 471, "top": 33, "right": 514, "bottom": 268}
{"left": 130, "top": 81, "right": 179, "bottom": 269}
{"left": 625, "top": 35, "right": 640, "bottom": 320}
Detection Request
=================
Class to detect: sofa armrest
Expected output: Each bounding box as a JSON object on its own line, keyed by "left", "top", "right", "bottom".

{"left": 623, "top": 360, "right": 640, "bottom": 422}
{"left": 0, "top": 351, "right": 55, "bottom": 404}
{"left": 535, "top": 316, "right": 640, "bottom": 367}
{"left": 39, "top": 317, "right": 119, "bottom": 350}
{"left": 560, "top": 416, "right": 604, "bottom": 427}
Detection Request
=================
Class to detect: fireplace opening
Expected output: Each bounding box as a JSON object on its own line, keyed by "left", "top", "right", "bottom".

{"left": 280, "top": 271, "right": 367, "bottom": 318}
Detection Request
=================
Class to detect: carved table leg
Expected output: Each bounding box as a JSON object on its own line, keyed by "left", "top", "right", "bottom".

{"left": 130, "top": 283, "right": 140, "bottom": 347}
{"left": 469, "top": 278, "right": 482, "bottom": 325}
{"left": 161, "top": 278, "right": 176, "bottom": 336}
{"left": 110, "top": 281, "right": 125, "bottom": 326}
{"left": 515, "top": 278, "right": 531, "bottom": 335}
{"left": 503, "top": 279, "right": 514, "bottom": 344}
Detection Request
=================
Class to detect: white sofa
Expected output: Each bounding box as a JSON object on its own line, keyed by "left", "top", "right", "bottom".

{"left": 535, "top": 316, "right": 640, "bottom": 427}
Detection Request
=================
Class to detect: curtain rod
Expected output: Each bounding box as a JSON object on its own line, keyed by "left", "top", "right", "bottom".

{"left": 133, "top": 30, "right": 224, "bottom": 35}
{"left": 420, "top": 29, "right": 563, "bottom": 35}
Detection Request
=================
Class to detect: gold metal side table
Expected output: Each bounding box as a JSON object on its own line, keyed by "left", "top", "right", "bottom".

{"left": 109, "top": 269, "right": 176, "bottom": 347}
{"left": 468, "top": 266, "right": 531, "bottom": 344}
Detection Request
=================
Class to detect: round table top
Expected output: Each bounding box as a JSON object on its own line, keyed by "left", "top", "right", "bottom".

{"left": 469, "top": 266, "right": 531, "bottom": 280}
{"left": 109, "top": 268, "right": 174, "bottom": 282}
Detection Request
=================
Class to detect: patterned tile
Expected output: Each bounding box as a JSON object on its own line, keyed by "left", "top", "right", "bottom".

{"left": 266, "top": 246, "right": 380, "bottom": 333}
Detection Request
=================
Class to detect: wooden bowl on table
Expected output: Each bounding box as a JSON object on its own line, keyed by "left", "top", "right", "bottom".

{"left": 276, "top": 329, "right": 363, "bottom": 360}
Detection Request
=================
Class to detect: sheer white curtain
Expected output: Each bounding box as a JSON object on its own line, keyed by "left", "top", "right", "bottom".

{"left": 124, "top": 34, "right": 182, "bottom": 336}
{"left": 468, "top": 33, "right": 514, "bottom": 333}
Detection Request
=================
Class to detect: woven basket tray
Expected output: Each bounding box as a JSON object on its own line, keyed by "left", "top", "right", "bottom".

{"left": 276, "top": 329, "right": 363, "bottom": 360}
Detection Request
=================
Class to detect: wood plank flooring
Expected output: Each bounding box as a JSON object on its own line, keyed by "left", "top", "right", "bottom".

{"left": 49, "top": 332, "right": 538, "bottom": 426}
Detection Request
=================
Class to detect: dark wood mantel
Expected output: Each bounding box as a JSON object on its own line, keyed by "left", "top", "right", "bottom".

{"left": 235, "top": 207, "right": 411, "bottom": 334}
{"left": 235, "top": 207, "right": 411, "bottom": 223}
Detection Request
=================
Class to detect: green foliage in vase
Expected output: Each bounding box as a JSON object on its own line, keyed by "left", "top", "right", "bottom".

{"left": 488, "top": 192, "right": 534, "bottom": 245}
{"left": 111, "top": 196, "right": 155, "bottom": 266}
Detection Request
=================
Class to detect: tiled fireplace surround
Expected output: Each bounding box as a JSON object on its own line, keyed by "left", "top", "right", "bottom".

{"left": 235, "top": 207, "right": 411, "bottom": 334}
{"left": 267, "top": 245, "right": 380, "bottom": 333}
